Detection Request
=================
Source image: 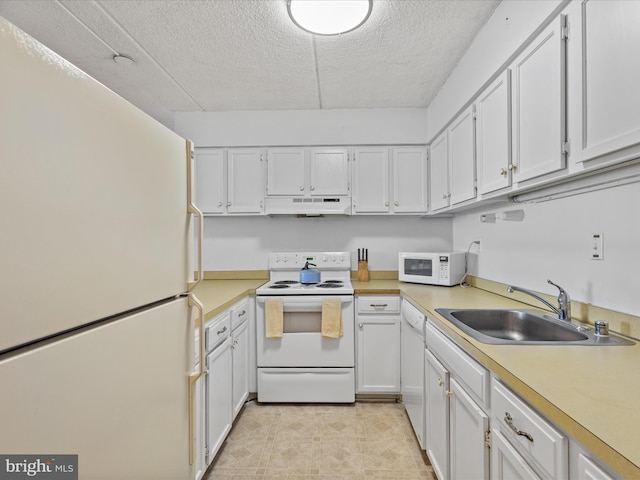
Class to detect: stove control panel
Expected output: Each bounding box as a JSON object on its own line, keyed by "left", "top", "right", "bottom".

{"left": 270, "top": 252, "right": 350, "bottom": 270}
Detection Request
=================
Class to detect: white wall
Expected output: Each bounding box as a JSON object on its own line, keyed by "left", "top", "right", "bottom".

{"left": 453, "top": 182, "right": 640, "bottom": 316}
{"left": 426, "top": 0, "right": 565, "bottom": 139}
{"left": 175, "top": 108, "right": 428, "bottom": 147}
{"left": 202, "top": 215, "right": 452, "bottom": 271}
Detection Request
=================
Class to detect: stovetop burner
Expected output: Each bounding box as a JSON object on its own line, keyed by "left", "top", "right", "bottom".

{"left": 323, "top": 280, "right": 344, "bottom": 284}
{"left": 269, "top": 284, "right": 291, "bottom": 289}
{"left": 274, "top": 280, "right": 300, "bottom": 285}
{"left": 316, "top": 283, "right": 343, "bottom": 288}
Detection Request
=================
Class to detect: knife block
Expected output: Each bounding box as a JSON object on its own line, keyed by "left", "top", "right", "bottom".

{"left": 357, "top": 260, "right": 369, "bottom": 282}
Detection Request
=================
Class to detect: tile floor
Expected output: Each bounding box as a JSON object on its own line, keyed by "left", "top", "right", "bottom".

{"left": 205, "top": 400, "right": 436, "bottom": 479}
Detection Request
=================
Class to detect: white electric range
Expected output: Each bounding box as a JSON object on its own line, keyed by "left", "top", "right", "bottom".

{"left": 256, "top": 251, "right": 355, "bottom": 403}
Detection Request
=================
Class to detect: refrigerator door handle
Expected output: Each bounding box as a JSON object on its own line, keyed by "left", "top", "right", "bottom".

{"left": 187, "top": 293, "right": 204, "bottom": 465}
{"left": 186, "top": 140, "right": 203, "bottom": 292}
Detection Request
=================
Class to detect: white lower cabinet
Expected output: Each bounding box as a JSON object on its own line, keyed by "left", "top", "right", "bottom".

{"left": 491, "top": 427, "right": 542, "bottom": 480}
{"left": 355, "top": 295, "right": 400, "bottom": 393}
{"left": 425, "top": 349, "right": 449, "bottom": 480}
{"left": 450, "top": 377, "right": 490, "bottom": 480}
{"left": 425, "top": 320, "right": 490, "bottom": 480}
{"left": 205, "top": 336, "right": 232, "bottom": 464}
{"left": 492, "top": 378, "right": 568, "bottom": 479}
{"left": 231, "top": 317, "right": 249, "bottom": 420}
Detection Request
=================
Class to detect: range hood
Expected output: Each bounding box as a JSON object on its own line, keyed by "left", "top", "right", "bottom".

{"left": 265, "top": 196, "right": 352, "bottom": 216}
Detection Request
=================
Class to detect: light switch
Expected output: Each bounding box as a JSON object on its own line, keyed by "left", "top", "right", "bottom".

{"left": 592, "top": 233, "right": 604, "bottom": 260}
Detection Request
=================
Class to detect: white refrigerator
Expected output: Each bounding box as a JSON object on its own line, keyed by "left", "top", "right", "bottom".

{"left": 0, "top": 17, "right": 204, "bottom": 479}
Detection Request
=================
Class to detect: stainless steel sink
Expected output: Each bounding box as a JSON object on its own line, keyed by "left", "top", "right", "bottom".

{"left": 434, "top": 308, "right": 634, "bottom": 345}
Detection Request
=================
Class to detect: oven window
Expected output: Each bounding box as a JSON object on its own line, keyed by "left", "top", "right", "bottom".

{"left": 404, "top": 258, "right": 433, "bottom": 277}
{"left": 283, "top": 312, "right": 321, "bottom": 333}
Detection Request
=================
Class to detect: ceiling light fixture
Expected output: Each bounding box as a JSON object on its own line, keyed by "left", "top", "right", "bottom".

{"left": 287, "top": 0, "right": 373, "bottom": 36}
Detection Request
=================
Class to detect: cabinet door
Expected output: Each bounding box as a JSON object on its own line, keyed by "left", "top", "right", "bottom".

{"left": 352, "top": 147, "right": 390, "bottom": 213}
{"left": 575, "top": 453, "right": 618, "bottom": 480}
{"left": 266, "top": 148, "right": 306, "bottom": 196}
{"left": 448, "top": 106, "right": 477, "bottom": 205}
{"left": 393, "top": 147, "right": 428, "bottom": 213}
{"left": 491, "top": 428, "right": 542, "bottom": 480}
{"left": 231, "top": 321, "right": 249, "bottom": 420}
{"left": 578, "top": 0, "right": 640, "bottom": 163}
{"left": 205, "top": 338, "right": 232, "bottom": 465}
{"left": 195, "top": 149, "right": 225, "bottom": 214}
{"left": 511, "top": 16, "right": 566, "bottom": 183}
{"left": 430, "top": 131, "right": 450, "bottom": 211}
{"left": 356, "top": 317, "right": 400, "bottom": 393}
{"left": 449, "top": 378, "right": 489, "bottom": 480}
{"left": 309, "top": 148, "right": 350, "bottom": 196}
{"left": 227, "top": 149, "right": 264, "bottom": 214}
{"left": 425, "top": 349, "right": 449, "bottom": 480}
{"left": 477, "top": 71, "right": 512, "bottom": 195}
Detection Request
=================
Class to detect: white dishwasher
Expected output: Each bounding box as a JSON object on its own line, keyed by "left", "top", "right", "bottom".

{"left": 401, "top": 299, "right": 426, "bottom": 449}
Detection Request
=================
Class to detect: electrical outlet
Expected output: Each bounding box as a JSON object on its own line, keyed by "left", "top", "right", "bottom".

{"left": 592, "top": 233, "right": 604, "bottom": 260}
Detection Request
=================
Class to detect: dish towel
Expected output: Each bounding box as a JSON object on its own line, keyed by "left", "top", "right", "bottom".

{"left": 265, "top": 298, "right": 283, "bottom": 338}
{"left": 321, "top": 298, "right": 343, "bottom": 338}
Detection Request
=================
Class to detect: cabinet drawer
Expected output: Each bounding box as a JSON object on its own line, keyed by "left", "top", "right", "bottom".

{"left": 492, "top": 378, "right": 568, "bottom": 479}
{"left": 357, "top": 295, "right": 400, "bottom": 314}
{"left": 205, "top": 311, "right": 231, "bottom": 351}
{"left": 231, "top": 298, "right": 249, "bottom": 331}
{"left": 426, "top": 321, "right": 489, "bottom": 406}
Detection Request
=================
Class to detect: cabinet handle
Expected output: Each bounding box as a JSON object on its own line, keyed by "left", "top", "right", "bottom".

{"left": 227, "top": 202, "right": 232, "bottom": 207}
{"left": 508, "top": 163, "right": 517, "bottom": 171}
{"left": 504, "top": 412, "right": 534, "bottom": 443}
{"left": 310, "top": 186, "right": 315, "bottom": 191}
{"left": 446, "top": 390, "right": 453, "bottom": 398}
{"left": 394, "top": 201, "right": 399, "bottom": 206}
{"left": 385, "top": 201, "right": 389, "bottom": 206}
{"left": 370, "top": 304, "right": 388, "bottom": 309}
{"left": 438, "top": 379, "right": 444, "bottom": 387}
{"left": 217, "top": 326, "right": 228, "bottom": 335}
{"left": 299, "top": 186, "right": 304, "bottom": 191}
{"left": 442, "top": 194, "right": 448, "bottom": 200}
{"left": 500, "top": 168, "right": 507, "bottom": 176}
{"left": 239, "top": 310, "right": 246, "bottom": 317}
{"left": 359, "top": 323, "right": 364, "bottom": 329}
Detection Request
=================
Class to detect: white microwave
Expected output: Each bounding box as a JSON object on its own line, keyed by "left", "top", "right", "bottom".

{"left": 398, "top": 252, "right": 466, "bottom": 286}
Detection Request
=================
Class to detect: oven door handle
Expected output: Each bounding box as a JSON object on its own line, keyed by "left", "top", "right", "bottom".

{"left": 257, "top": 296, "right": 353, "bottom": 311}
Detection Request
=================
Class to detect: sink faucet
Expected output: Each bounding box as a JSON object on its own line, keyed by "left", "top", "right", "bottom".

{"left": 506, "top": 279, "right": 571, "bottom": 321}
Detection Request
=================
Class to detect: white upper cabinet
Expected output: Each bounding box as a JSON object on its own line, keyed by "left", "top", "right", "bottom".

{"left": 510, "top": 15, "right": 567, "bottom": 184}
{"left": 476, "top": 71, "right": 512, "bottom": 195}
{"left": 448, "top": 105, "right": 477, "bottom": 205}
{"left": 392, "top": 147, "right": 428, "bottom": 213}
{"left": 430, "top": 130, "right": 450, "bottom": 211}
{"left": 569, "top": 0, "right": 640, "bottom": 166}
{"left": 430, "top": 106, "right": 476, "bottom": 212}
{"left": 195, "top": 148, "right": 226, "bottom": 214}
{"left": 196, "top": 147, "right": 264, "bottom": 215}
{"left": 227, "top": 149, "right": 265, "bottom": 214}
{"left": 266, "top": 148, "right": 306, "bottom": 196}
{"left": 308, "top": 148, "right": 350, "bottom": 196}
{"left": 266, "top": 147, "right": 349, "bottom": 198}
{"left": 352, "top": 146, "right": 428, "bottom": 215}
{"left": 352, "top": 147, "right": 390, "bottom": 213}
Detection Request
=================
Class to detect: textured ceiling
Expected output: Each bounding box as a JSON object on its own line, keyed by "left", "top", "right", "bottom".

{"left": 0, "top": 0, "right": 500, "bottom": 128}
